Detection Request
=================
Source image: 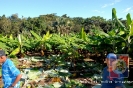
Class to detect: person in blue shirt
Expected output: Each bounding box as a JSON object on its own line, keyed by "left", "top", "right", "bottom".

{"left": 0, "top": 49, "right": 22, "bottom": 88}
{"left": 101, "top": 53, "right": 126, "bottom": 88}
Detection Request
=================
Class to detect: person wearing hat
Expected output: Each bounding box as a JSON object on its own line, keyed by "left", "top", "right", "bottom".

{"left": 101, "top": 53, "right": 125, "bottom": 88}
{"left": 0, "top": 49, "right": 22, "bottom": 88}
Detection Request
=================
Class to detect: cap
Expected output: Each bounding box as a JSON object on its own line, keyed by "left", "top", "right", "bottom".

{"left": 0, "top": 50, "right": 6, "bottom": 57}
{"left": 106, "top": 53, "right": 117, "bottom": 60}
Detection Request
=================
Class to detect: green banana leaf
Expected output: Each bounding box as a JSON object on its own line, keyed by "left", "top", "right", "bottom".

{"left": 30, "top": 30, "right": 41, "bottom": 40}
{"left": 10, "top": 47, "right": 20, "bottom": 56}
{"left": 129, "top": 21, "right": 133, "bottom": 36}
{"left": 112, "top": 8, "right": 125, "bottom": 28}
{"left": 126, "top": 13, "right": 132, "bottom": 27}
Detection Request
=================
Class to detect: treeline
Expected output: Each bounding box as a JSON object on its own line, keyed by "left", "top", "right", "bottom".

{"left": 0, "top": 13, "right": 126, "bottom": 36}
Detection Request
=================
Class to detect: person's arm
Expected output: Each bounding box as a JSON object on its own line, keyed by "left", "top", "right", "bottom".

{"left": 10, "top": 74, "right": 22, "bottom": 87}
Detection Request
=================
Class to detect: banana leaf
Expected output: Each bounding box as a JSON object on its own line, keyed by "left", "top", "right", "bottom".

{"left": 10, "top": 46, "right": 20, "bottom": 56}
{"left": 30, "top": 30, "right": 41, "bottom": 40}
{"left": 129, "top": 21, "right": 133, "bottom": 36}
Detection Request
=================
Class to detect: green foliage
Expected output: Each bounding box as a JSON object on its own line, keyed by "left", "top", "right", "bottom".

{"left": 9, "top": 34, "right": 25, "bottom": 57}
{"left": 61, "top": 79, "right": 87, "bottom": 88}
{"left": 79, "top": 27, "right": 87, "bottom": 41}
{"left": 1, "top": 8, "right": 133, "bottom": 88}
{"left": 112, "top": 8, "right": 125, "bottom": 29}
{"left": 126, "top": 13, "right": 132, "bottom": 27}
{"left": 0, "top": 8, "right": 132, "bottom": 59}
{"left": 10, "top": 47, "right": 20, "bottom": 56}
{"left": 129, "top": 21, "right": 133, "bottom": 36}
{"left": 30, "top": 30, "right": 52, "bottom": 51}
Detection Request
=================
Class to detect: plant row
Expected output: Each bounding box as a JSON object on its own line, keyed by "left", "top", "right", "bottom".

{"left": 0, "top": 8, "right": 132, "bottom": 59}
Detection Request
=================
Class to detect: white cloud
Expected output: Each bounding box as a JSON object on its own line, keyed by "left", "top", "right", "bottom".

{"left": 123, "top": 8, "right": 131, "bottom": 12}
{"left": 110, "top": 3, "right": 115, "bottom": 6}
{"left": 101, "top": 4, "right": 108, "bottom": 8}
{"left": 122, "top": 7, "right": 133, "bottom": 13}
{"left": 93, "top": 10, "right": 104, "bottom": 13}
{"left": 101, "top": 0, "right": 121, "bottom": 8}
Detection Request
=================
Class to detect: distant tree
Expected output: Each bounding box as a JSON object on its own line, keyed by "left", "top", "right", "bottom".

{"left": 9, "top": 14, "right": 22, "bottom": 36}
{"left": 0, "top": 13, "right": 127, "bottom": 36}
{"left": 0, "top": 15, "right": 12, "bottom": 35}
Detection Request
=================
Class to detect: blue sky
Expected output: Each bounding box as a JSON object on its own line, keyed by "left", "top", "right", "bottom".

{"left": 0, "top": 0, "right": 133, "bottom": 19}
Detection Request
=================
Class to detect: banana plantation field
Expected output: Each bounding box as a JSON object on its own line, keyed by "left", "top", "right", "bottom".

{"left": 0, "top": 8, "right": 133, "bottom": 88}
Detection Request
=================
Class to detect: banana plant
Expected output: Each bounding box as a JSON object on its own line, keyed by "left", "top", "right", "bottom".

{"left": 30, "top": 30, "right": 52, "bottom": 56}
{"left": 79, "top": 27, "right": 87, "bottom": 41}
{"left": 22, "top": 36, "right": 37, "bottom": 54}
{"left": 57, "top": 35, "right": 81, "bottom": 72}
{"left": 112, "top": 8, "right": 125, "bottom": 30}
{"left": 0, "top": 34, "right": 17, "bottom": 55}
{"left": 87, "top": 29, "right": 111, "bottom": 53}
{"left": 112, "top": 8, "right": 133, "bottom": 54}
{"left": 0, "top": 41, "right": 9, "bottom": 54}
{"left": 9, "top": 34, "right": 25, "bottom": 58}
